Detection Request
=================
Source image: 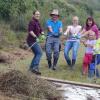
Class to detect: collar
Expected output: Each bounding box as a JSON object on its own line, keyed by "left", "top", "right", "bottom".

{"left": 51, "top": 19, "right": 58, "bottom": 23}
{"left": 32, "top": 17, "right": 38, "bottom": 22}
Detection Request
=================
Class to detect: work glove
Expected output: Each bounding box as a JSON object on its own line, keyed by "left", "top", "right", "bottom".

{"left": 72, "top": 33, "right": 82, "bottom": 39}
{"left": 36, "top": 34, "right": 46, "bottom": 43}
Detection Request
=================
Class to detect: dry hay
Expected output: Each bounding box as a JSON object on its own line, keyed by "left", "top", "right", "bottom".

{"left": 0, "top": 93, "right": 21, "bottom": 100}
{"left": 0, "top": 51, "right": 11, "bottom": 64}
{"left": 0, "top": 70, "right": 63, "bottom": 100}
{"left": 19, "top": 42, "right": 29, "bottom": 50}
{"left": 0, "top": 48, "right": 31, "bottom": 65}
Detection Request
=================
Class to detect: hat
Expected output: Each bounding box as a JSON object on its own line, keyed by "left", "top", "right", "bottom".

{"left": 50, "top": 9, "right": 59, "bottom": 16}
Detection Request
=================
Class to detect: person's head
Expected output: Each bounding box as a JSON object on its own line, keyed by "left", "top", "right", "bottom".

{"left": 50, "top": 9, "right": 59, "bottom": 21}
{"left": 33, "top": 10, "right": 40, "bottom": 20}
{"left": 86, "top": 17, "right": 95, "bottom": 29}
{"left": 88, "top": 30, "right": 96, "bottom": 40}
{"left": 72, "top": 16, "right": 79, "bottom": 26}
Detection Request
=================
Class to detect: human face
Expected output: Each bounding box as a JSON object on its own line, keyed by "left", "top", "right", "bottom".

{"left": 72, "top": 16, "right": 79, "bottom": 26}
{"left": 33, "top": 11, "right": 40, "bottom": 20}
{"left": 88, "top": 31, "right": 95, "bottom": 40}
{"left": 87, "top": 20, "right": 93, "bottom": 27}
{"left": 51, "top": 14, "right": 59, "bottom": 21}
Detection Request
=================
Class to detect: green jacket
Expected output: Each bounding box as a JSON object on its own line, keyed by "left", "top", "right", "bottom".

{"left": 94, "top": 38, "right": 100, "bottom": 54}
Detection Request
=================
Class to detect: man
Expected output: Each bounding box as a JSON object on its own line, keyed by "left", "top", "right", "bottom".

{"left": 45, "top": 9, "right": 63, "bottom": 70}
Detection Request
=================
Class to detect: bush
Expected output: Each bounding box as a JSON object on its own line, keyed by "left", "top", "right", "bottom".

{"left": 0, "top": 0, "right": 27, "bottom": 20}
{"left": 10, "top": 14, "right": 27, "bottom": 31}
{"left": 0, "top": 22, "right": 19, "bottom": 49}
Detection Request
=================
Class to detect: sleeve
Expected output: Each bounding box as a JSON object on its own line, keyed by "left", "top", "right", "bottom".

{"left": 39, "top": 23, "right": 43, "bottom": 33}
{"left": 28, "top": 21, "right": 35, "bottom": 32}
{"left": 92, "top": 25, "right": 99, "bottom": 39}
{"left": 46, "top": 20, "right": 51, "bottom": 28}
{"left": 59, "top": 21, "right": 63, "bottom": 28}
{"left": 79, "top": 26, "right": 82, "bottom": 31}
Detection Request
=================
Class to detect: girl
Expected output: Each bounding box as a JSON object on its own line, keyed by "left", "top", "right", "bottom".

{"left": 81, "top": 31, "right": 96, "bottom": 75}
{"left": 64, "top": 16, "right": 82, "bottom": 70}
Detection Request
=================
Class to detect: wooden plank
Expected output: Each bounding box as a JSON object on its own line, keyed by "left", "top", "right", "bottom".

{"left": 39, "top": 76, "right": 100, "bottom": 89}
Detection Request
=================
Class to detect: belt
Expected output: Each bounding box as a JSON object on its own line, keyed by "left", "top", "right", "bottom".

{"left": 50, "top": 35, "right": 60, "bottom": 38}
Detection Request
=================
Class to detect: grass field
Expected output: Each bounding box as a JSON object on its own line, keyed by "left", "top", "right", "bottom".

{"left": 0, "top": 44, "right": 100, "bottom": 84}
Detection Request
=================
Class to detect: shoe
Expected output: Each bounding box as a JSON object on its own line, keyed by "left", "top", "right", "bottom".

{"left": 48, "top": 65, "right": 52, "bottom": 69}
{"left": 48, "top": 60, "right": 52, "bottom": 68}
{"left": 52, "top": 65, "right": 56, "bottom": 70}
{"left": 31, "top": 69, "right": 41, "bottom": 75}
{"left": 70, "top": 65, "right": 75, "bottom": 70}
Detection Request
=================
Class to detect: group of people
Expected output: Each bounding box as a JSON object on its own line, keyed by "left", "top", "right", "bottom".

{"left": 27, "top": 9, "right": 100, "bottom": 77}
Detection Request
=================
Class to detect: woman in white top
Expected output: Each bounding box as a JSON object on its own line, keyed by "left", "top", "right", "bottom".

{"left": 64, "top": 16, "right": 82, "bottom": 70}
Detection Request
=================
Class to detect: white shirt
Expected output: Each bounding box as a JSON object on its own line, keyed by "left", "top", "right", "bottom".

{"left": 85, "top": 40, "right": 96, "bottom": 54}
{"left": 64, "top": 25, "right": 82, "bottom": 35}
{"left": 64, "top": 25, "right": 82, "bottom": 41}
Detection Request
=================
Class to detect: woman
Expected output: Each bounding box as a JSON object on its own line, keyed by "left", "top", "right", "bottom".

{"left": 81, "top": 17, "right": 99, "bottom": 39}
{"left": 64, "top": 16, "right": 82, "bottom": 70}
{"left": 27, "top": 10, "right": 43, "bottom": 75}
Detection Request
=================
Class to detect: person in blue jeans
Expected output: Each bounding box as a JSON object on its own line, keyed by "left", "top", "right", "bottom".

{"left": 88, "top": 37, "right": 100, "bottom": 78}
{"left": 27, "top": 10, "right": 44, "bottom": 75}
{"left": 64, "top": 16, "right": 82, "bottom": 70}
{"left": 45, "top": 9, "right": 63, "bottom": 70}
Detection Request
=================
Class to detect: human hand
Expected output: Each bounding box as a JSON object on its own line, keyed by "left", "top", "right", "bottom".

{"left": 36, "top": 38, "right": 40, "bottom": 42}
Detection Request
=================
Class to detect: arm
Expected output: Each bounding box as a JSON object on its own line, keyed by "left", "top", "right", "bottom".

{"left": 59, "top": 22, "right": 63, "bottom": 43}
{"left": 28, "top": 21, "right": 37, "bottom": 38}
{"left": 81, "top": 40, "right": 87, "bottom": 47}
{"left": 46, "top": 20, "right": 54, "bottom": 33}
{"left": 29, "top": 31, "right": 37, "bottom": 38}
{"left": 64, "top": 26, "right": 70, "bottom": 36}
{"left": 92, "top": 25, "right": 99, "bottom": 38}
{"left": 48, "top": 26, "right": 53, "bottom": 33}
{"left": 81, "top": 40, "right": 93, "bottom": 48}
{"left": 86, "top": 44, "right": 94, "bottom": 48}
{"left": 59, "top": 27, "right": 63, "bottom": 33}
{"left": 59, "top": 22, "right": 63, "bottom": 34}
{"left": 80, "top": 28, "right": 90, "bottom": 37}
{"left": 80, "top": 28, "right": 86, "bottom": 34}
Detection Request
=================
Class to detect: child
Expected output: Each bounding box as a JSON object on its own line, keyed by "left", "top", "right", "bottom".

{"left": 81, "top": 31, "right": 96, "bottom": 75}
{"left": 88, "top": 34, "right": 100, "bottom": 78}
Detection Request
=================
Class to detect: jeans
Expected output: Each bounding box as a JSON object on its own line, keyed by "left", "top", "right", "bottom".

{"left": 45, "top": 36, "right": 60, "bottom": 66}
{"left": 28, "top": 42, "right": 42, "bottom": 70}
{"left": 64, "top": 41, "right": 80, "bottom": 66}
{"left": 88, "top": 54, "right": 100, "bottom": 78}
{"left": 88, "top": 69, "right": 100, "bottom": 78}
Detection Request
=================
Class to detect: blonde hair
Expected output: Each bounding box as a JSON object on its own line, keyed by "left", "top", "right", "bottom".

{"left": 72, "top": 16, "right": 79, "bottom": 21}
{"left": 88, "top": 30, "right": 95, "bottom": 36}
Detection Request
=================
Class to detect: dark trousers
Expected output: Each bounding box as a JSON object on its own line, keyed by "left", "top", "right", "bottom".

{"left": 45, "top": 36, "right": 60, "bottom": 67}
